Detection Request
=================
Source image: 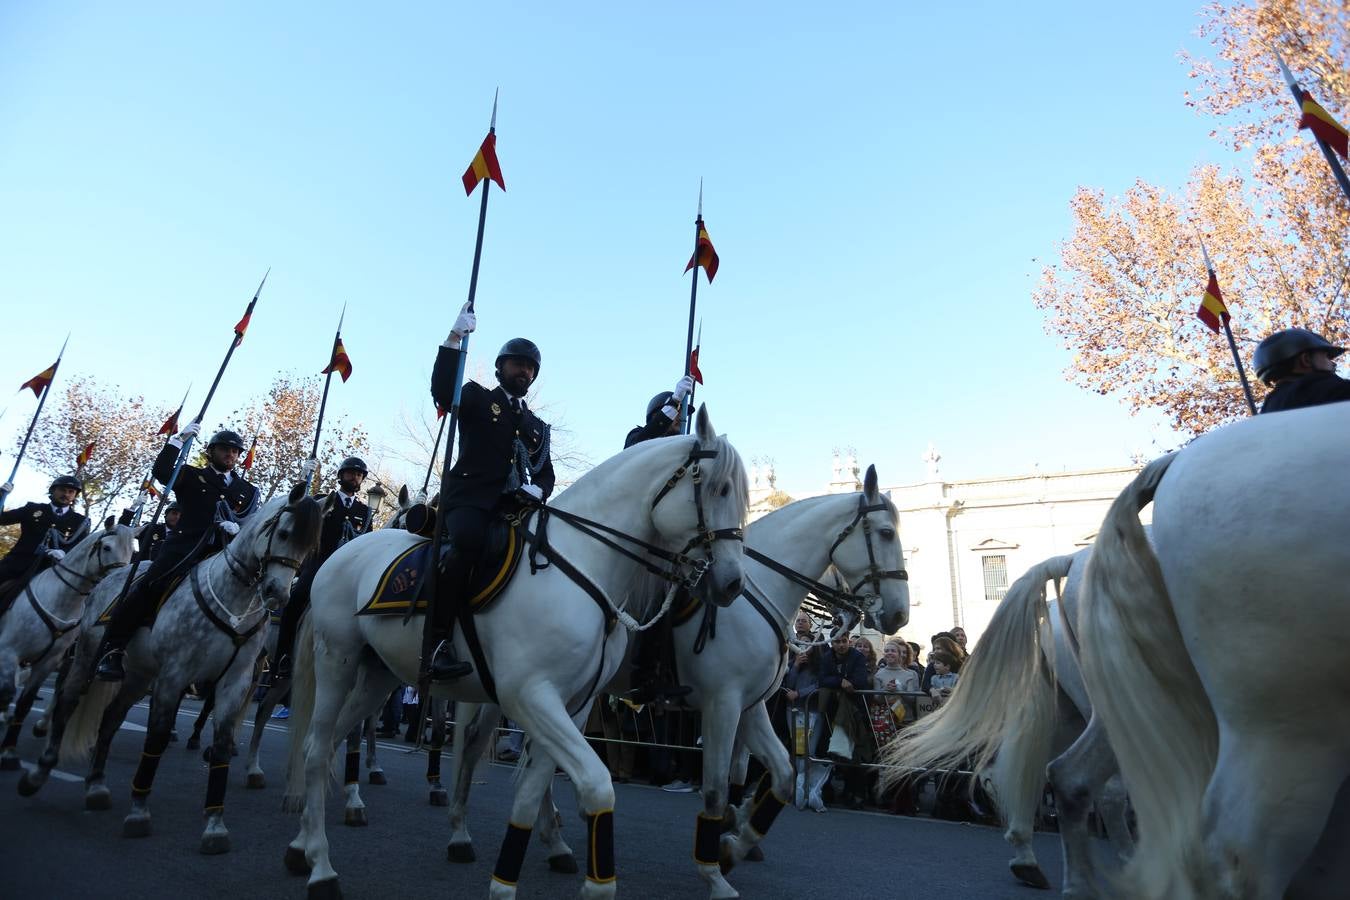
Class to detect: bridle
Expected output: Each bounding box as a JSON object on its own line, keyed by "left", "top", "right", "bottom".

{"left": 219, "top": 506, "right": 308, "bottom": 593}
{"left": 48, "top": 530, "right": 130, "bottom": 597}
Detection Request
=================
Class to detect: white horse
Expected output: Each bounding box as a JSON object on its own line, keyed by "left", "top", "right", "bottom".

{"left": 1079, "top": 402, "right": 1350, "bottom": 899}
{"left": 17, "top": 484, "right": 324, "bottom": 857}
{"left": 882, "top": 548, "right": 1132, "bottom": 897}
{"left": 282, "top": 407, "right": 748, "bottom": 899}
{"left": 432, "top": 465, "right": 909, "bottom": 899}
{"left": 0, "top": 517, "right": 135, "bottom": 765}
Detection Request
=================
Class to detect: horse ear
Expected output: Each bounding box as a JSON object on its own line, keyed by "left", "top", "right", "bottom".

{"left": 103, "top": 515, "right": 116, "bottom": 532}
{"left": 288, "top": 482, "right": 306, "bottom": 505}
{"left": 398, "top": 484, "right": 410, "bottom": 507}
{"left": 321, "top": 493, "right": 337, "bottom": 516}
{"left": 694, "top": 404, "right": 715, "bottom": 443}
{"left": 863, "top": 464, "right": 879, "bottom": 500}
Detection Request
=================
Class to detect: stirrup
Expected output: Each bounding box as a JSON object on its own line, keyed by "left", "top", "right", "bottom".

{"left": 95, "top": 648, "right": 127, "bottom": 682}
{"left": 426, "top": 640, "right": 472, "bottom": 683}
{"left": 273, "top": 654, "right": 292, "bottom": 681}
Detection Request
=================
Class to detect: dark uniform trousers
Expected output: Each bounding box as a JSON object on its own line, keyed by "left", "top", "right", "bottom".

{"left": 102, "top": 441, "right": 257, "bottom": 647}
{"left": 275, "top": 491, "right": 368, "bottom": 664}
{"left": 428, "top": 345, "right": 554, "bottom": 638}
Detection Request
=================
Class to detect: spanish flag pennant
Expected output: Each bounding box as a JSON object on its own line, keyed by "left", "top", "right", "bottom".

{"left": 1298, "top": 92, "right": 1350, "bottom": 160}
{"left": 19, "top": 362, "right": 57, "bottom": 397}
{"left": 461, "top": 132, "right": 506, "bottom": 196}
{"left": 1196, "top": 270, "right": 1231, "bottom": 335}
{"left": 436, "top": 403, "right": 447, "bottom": 419}
{"left": 684, "top": 221, "right": 719, "bottom": 283}
{"left": 142, "top": 479, "right": 160, "bottom": 498}
{"left": 689, "top": 346, "right": 704, "bottom": 385}
{"left": 321, "top": 337, "right": 354, "bottom": 382}
{"left": 233, "top": 300, "right": 256, "bottom": 347}
{"left": 242, "top": 437, "right": 257, "bottom": 472}
{"left": 157, "top": 404, "right": 183, "bottom": 436}
{"left": 76, "top": 442, "right": 95, "bottom": 469}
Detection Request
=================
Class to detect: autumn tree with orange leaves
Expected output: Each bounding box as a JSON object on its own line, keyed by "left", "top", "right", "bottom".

{"left": 1036, "top": 0, "right": 1348, "bottom": 436}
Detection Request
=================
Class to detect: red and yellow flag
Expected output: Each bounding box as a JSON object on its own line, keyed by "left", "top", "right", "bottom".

{"left": 321, "top": 337, "right": 353, "bottom": 382}
{"left": 20, "top": 362, "right": 57, "bottom": 397}
{"left": 1196, "top": 270, "right": 1231, "bottom": 334}
{"left": 689, "top": 346, "right": 704, "bottom": 385}
{"left": 76, "top": 442, "right": 95, "bottom": 469}
{"left": 462, "top": 132, "right": 506, "bottom": 196}
{"left": 141, "top": 478, "right": 160, "bottom": 498}
{"left": 436, "top": 403, "right": 447, "bottom": 419}
{"left": 234, "top": 303, "right": 254, "bottom": 347}
{"left": 242, "top": 437, "right": 257, "bottom": 472}
{"left": 157, "top": 404, "right": 183, "bottom": 436}
{"left": 684, "top": 222, "right": 719, "bottom": 283}
{"left": 1299, "top": 92, "right": 1349, "bottom": 160}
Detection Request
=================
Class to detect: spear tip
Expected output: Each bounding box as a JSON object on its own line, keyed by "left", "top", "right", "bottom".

{"left": 57, "top": 332, "right": 71, "bottom": 358}
{"left": 697, "top": 178, "right": 704, "bottom": 218}
{"left": 1273, "top": 45, "right": 1299, "bottom": 91}
{"left": 490, "top": 88, "right": 499, "bottom": 132}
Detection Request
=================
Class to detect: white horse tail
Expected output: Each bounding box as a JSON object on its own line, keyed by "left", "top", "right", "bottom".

{"left": 59, "top": 679, "right": 120, "bottom": 769}
{"left": 881, "top": 553, "right": 1071, "bottom": 802}
{"left": 1079, "top": 452, "right": 1216, "bottom": 899}
{"left": 282, "top": 613, "right": 318, "bottom": 812}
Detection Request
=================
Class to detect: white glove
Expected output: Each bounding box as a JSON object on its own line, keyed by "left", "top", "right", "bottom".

{"left": 170, "top": 420, "right": 202, "bottom": 448}
{"left": 46, "top": 548, "right": 66, "bottom": 561}
{"left": 218, "top": 520, "right": 241, "bottom": 536}
{"left": 443, "top": 304, "right": 477, "bottom": 348}
{"left": 0, "top": 481, "right": 12, "bottom": 495}
{"left": 519, "top": 483, "right": 543, "bottom": 501}
{"left": 672, "top": 374, "right": 695, "bottom": 403}
{"left": 300, "top": 457, "right": 318, "bottom": 484}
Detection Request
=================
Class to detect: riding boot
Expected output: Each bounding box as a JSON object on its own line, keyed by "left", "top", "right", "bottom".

{"left": 423, "top": 551, "right": 473, "bottom": 683}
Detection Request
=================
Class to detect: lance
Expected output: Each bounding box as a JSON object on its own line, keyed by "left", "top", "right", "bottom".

{"left": 111, "top": 270, "right": 269, "bottom": 608}
{"left": 685, "top": 318, "right": 703, "bottom": 420}
{"left": 129, "top": 383, "right": 192, "bottom": 524}
{"left": 412, "top": 91, "right": 500, "bottom": 665}
{"left": 306, "top": 302, "right": 347, "bottom": 494}
{"left": 683, "top": 180, "right": 704, "bottom": 434}
{"left": 1197, "top": 234, "right": 1258, "bottom": 415}
{"left": 1275, "top": 49, "right": 1350, "bottom": 205}
{"left": 421, "top": 410, "right": 447, "bottom": 497}
{"left": 1, "top": 333, "right": 70, "bottom": 512}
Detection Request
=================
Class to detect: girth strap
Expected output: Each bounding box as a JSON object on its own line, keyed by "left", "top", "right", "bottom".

{"left": 22, "top": 582, "right": 81, "bottom": 665}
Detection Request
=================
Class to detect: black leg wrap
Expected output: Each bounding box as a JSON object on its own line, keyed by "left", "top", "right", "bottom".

{"left": 344, "top": 749, "right": 359, "bottom": 786}
{"left": 748, "top": 787, "right": 787, "bottom": 839}
{"left": 2, "top": 720, "right": 21, "bottom": 752}
{"left": 491, "top": 822, "right": 532, "bottom": 887}
{"left": 693, "top": 812, "right": 721, "bottom": 866}
{"left": 752, "top": 770, "right": 773, "bottom": 804}
{"left": 204, "top": 759, "right": 229, "bottom": 812}
{"left": 132, "top": 730, "right": 172, "bottom": 797}
{"left": 728, "top": 782, "right": 746, "bottom": 807}
{"left": 426, "top": 749, "right": 442, "bottom": 781}
{"left": 586, "top": 809, "right": 616, "bottom": 884}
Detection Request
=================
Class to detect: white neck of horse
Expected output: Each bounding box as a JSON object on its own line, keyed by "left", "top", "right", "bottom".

{"left": 744, "top": 494, "right": 851, "bottom": 634}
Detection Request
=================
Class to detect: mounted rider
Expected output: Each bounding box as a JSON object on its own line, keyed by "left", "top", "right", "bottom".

{"left": 1254, "top": 328, "right": 1350, "bottom": 414}
{"left": 624, "top": 375, "right": 694, "bottom": 448}
{"left": 273, "top": 455, "right": 371, "bottom": 679}
{"left": 95, "top": 422, "right": 260, "bottom": 681}
{"left": 134, "top": 502, "right": 181, "bottom": 563}
{"left": 0, "top": 475, "right": 90, "bottom": 615}
{"left": 424, "top": 304, "right": 555, "bottom": 682}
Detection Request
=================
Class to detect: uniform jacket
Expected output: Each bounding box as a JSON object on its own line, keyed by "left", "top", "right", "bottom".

{"left": 624, "top": 405, "right": 677, "bottom": 449}
{"left": 135, "top": 522, "right": 176, "bottom": 562}
{"left": 431, "top": 345, "right": 555, "bottom": 511}
{"left": 0, "top": 502, "right": 89, "bottom": 561}
{"left": 317, "top": 490, "right": 369, "bottom": 561}
{"left": 151, "top": 440, "right": 259, "bottom": 552}
{"left": 1260, "top": 371, "right": 1350, "bottom": 414}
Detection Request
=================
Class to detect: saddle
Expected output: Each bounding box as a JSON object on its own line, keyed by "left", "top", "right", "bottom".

{"left": 358, "top": 515, "right": 527, "bottom": 617}
{"left": 94, "top": 571, "right": 187, "bottom": 626}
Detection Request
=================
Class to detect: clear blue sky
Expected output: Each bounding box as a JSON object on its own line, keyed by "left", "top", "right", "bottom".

{"left": 1, "top": 2, "right": 1230, "bottom": 500}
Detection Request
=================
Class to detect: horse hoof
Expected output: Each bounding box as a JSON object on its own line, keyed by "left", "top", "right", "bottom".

{"left": 200, "top": 833, "right": 231, "bottom": 855}
{"left": 367, "top": 770, "right": 386, "bottom": 786}
{"left": 446, "top": 842, "right": 476, "bottom": 864}
{"left": 547, "top": 853, "right": 578, "bottom": 874}
{"left": 343, "top": 807, "right": 368, "bottom": 827}
{"left": 17, "top": 771, "right": 43, "bottom": 797}
{"left": 284, "top": 845, "right": 312, "bottom": 875}
{"left": 307, "top": 877, "right": 343, "bottom": 900}
{"left": 745, "top": 845, "right": 765, "bottom": 862}
{"left": 85, "top": 787, "right": 112, "bottom": 811}
{"left": 122, "top": 816, "right": 152, "bottom": 838}
{"left": 0, "top": 755, "right": 20, "bottom": 771}
{"left": 718, "top": 838, "right": 738, "bottom": 875}
{"left": 31, "top": 723, "right": 47, "bottom": 738}
{"left": 185, "top": 736, "right": 201, "bottom": 751}
{"left": 246, "top": 772, "right": 265, "bottom": 790}
{"left": 429, "top": 789, "right": 448, "bottom": 807}
{"left": 1011, "top": 863, "right": 1051, "bottom": 890}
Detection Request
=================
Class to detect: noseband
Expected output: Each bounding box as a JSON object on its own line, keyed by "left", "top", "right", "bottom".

{"left": 221, "top": 506, "right": 308, "bottom": 589}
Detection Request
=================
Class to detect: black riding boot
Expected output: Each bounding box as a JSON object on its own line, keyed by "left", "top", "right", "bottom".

{"left": 423, "top": 551, "right": 473, "bottom": 683}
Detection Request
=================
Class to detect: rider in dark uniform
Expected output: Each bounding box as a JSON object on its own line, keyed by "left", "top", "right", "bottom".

{"left": 425, "top": 304, "right": 555, "bottom": 682}
{"left": 272, "top": 455, "right": 371, "bottom": 679}
{"left": 134, "top": 502, "right": 181, "bottom": 563}
{"left": 0, "top": 475, "right": 89, "bottom": 615}
{"left": 95, "top": 423, "right": 260, "bottom": 681}
{"left": 624, "top": 376, "right": 694, "bottom": 449}
{"left": 1254, "top": 328, "right": 1350, "bottom": 414}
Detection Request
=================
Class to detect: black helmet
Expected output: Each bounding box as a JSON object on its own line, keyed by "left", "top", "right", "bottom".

{"left": 206, "top": 429, "right": 247, "bottom": 452}
{"left": 337, "top": 456, "right": 368, "bottom": 476}
{"left": 166, "top": 501, "right": 181, "bottom": 513}
{"left": 496, "top": 338, "right": 542, "bottom": 373}
{"left": 1253, "top": 328, "right": 1346, "bottom": 384}
{"left": 50, "top": 475, "right": 82, "bottom": 492}
{"left": 646, "top": 391, "right": 675, "bottom": 419}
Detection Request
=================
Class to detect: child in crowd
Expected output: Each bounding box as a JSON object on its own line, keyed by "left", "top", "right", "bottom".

{"left": 928, "top": 649, "right": 960, "bottom": 706}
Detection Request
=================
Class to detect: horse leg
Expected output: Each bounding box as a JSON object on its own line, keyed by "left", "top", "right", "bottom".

{"left": 341, "top": 724, "right": 367, "bottom": 826}
{"left": 186, "top": 684, "right": 214, "bottom": 750}
{"left": 363, "top": 714, "right": 384, "bottom": 785}
{"left": 725, "top": 740, "right": 764, "bottom": 861}
{"left": 85, "top": 676, "right": 150, "bottom": 812}
{"left": 0, "top": 646, "right": 18, "bottom": 732}
{"left": 32, "top": 651, "right": 70, "bottom": 738}
{"left": 448, "top": 701, "right": 494, "bottom": 860}
{"left": 245, "top": 674, "right": 288, "bottom": 789}
{"left": 1, "top": 650, "right": 63, "bottom": 770}
{"left": 17, "top": 648, "right": 90, "bottom": 797}
{"left": 122, "top": 683, "right": 184, "bottom": 838}
{"left": 330, "top": 662, "right": 399, "bottom": 829}
{"left": 720, "top": 703, "right": 792, "bottom": 890}
{"left": 427, "top": 697, "right": 452, "bottom": 806}
{"left": 1047, "top": 714, "right": 1119, "bottom": 898}
{"left": 197, "top": 659, "right": 257, "bottom": 855}
{"left": 536, "top": 780, "right": 578, "bottom": 874}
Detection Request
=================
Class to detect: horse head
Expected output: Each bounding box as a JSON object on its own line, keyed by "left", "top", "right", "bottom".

{"left": 649, "top": 405, "right": 749, "bottom": 608}
{"left": 242, "top": 482, "right": 324, "bottom": 612}
{"left": 827, "top": 464, "right": 909, "bottom": 634}
{"left": 68, "top": 516, "right": 136, "bottom": 582}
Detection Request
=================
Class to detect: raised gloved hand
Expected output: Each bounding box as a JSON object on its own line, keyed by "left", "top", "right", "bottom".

{"left": 443, "top": 303, "right": 477, "bottom": 349}
{"left": 170, "top": 419, "right": 202, "bottom": 448}
{"left": 672, "top": 374, "right": 695, "bottom": 403}
{"left": 45, "top": 548, "right": 66, "bottom": 561}
{"left": 218, "top": 520, "right": 241, "bottom": 537}
{"left": 0, "top": 481, "right": 12, "bottom": 495}
{"left": 518, "top": 483, "right": 544, "bottom": 502}
{"left": 300, "top": 457, "right": 318, "bottom": 485}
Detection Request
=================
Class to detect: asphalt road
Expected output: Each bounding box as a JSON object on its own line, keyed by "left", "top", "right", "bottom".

{"left": 0, "top": 693, "right": 1066, "bottom": 899}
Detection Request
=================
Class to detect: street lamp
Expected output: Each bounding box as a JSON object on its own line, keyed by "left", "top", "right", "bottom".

{"left": 366, "top": 481, "right": 387, "bottom": 514}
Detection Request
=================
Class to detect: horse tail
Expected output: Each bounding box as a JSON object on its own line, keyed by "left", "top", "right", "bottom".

{"left": 881, "top": 553, "right": 1072, "bottom": 810}
{"left": 59, "top": 679, "right": 119, "bottom": 769}
{"left": 282, "top": 613, "right": 317, "bottom": 812}
{"left": 1079, "top": 452, "right": 1216, "bottom": 899}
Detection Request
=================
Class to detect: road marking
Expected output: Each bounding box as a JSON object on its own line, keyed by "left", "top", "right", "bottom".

{"left": 19, "top": 761, "right": 81, "bottom": 783}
